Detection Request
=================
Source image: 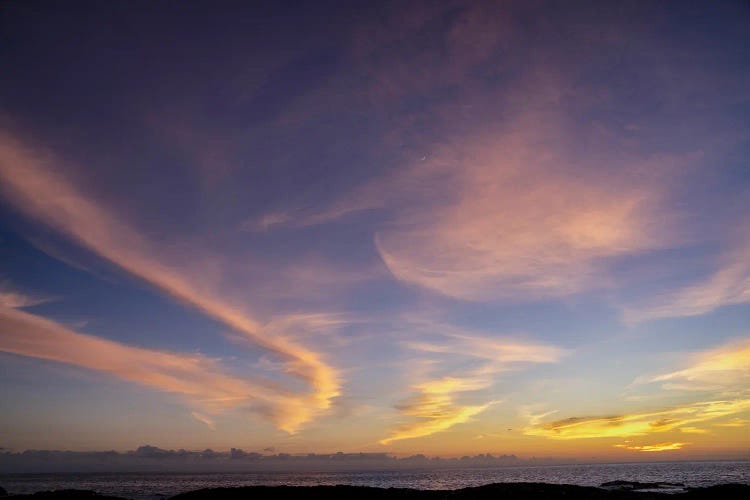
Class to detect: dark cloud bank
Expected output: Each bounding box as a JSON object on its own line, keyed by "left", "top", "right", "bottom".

{"left": 0, "top": 446, "right": 539, "bottom": 473}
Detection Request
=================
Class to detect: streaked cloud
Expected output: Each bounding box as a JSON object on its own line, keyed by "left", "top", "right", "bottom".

{"left": 274, "top": 100, "right": 684, "bottom": 303}
{"left": 275, "top": 125, "right": 681, "bottom": 304}
{"left": 525, "top": 399, "right": 750, "bottom": 440}
{"left": 0, "top": 131, "right": 339, "bottom": 433}
{"left": 0, "top": 305, "right": 290, "bottom": 417}
{"left": 374, "top": 124, "right": 679, "bottom": 301}
{"left": 714, "top": 417, "right": 749, "bottom": 428}
{"left": 263, "top": 313, "right": 355, "bottom": 341}
{"left": 625, "top": 234, "right": 750, "bottom": 322}
{"left": 191, "top": 412, "right": 217, "bottom": 431}
{"left": 405, "top": 331, "right": 568, "bottom": 367}
{"left": 614, "top": 441, "right": 690, "bottom": 452}
{"left": 0, "top": 283, "right": 54, "bottom": 309}
{"left": 649, "top": 339, "right": 750, "bottom": 393}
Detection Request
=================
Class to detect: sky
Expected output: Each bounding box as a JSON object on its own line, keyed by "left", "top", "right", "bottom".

{"left": 0, "top": 0, "right": 749, "bottom": 462}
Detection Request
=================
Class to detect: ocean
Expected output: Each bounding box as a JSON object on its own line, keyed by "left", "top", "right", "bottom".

{"left": 1, "top": 461, "right": 748, "bottom": 500}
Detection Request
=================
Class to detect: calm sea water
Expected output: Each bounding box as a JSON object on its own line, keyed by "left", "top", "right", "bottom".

{"left": 1, "top": 461, "right": 749, "bottom": 500}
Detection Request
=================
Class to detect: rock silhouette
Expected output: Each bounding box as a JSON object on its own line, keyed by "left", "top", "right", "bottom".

{"left": 4, "top": 483, "right": 750, "bottom": 500}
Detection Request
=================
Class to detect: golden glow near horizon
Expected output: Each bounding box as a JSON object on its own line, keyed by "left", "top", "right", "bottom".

{"left": 1, "top": 1, "right": 749, "bottom": 460}
{"left": 614, "top": 442, "right": 691, "bottom": 452}
{"left": 525, "top": 400, "right": 750, "bottom": 441}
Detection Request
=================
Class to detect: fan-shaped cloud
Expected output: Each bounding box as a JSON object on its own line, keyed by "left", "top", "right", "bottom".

{"left": 381, "top": 321, "right": 565, "bottom": 444}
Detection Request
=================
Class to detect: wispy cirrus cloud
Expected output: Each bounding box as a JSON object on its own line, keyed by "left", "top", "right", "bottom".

{"left": 373, "top": 121, "right": 682, "bottom": 302}
{"left": 259, "top": 104, "right": 686, "bottom": 303}
{"left": 0, "top": 305, "right": 291, "bottom": 417}
{"left": 625, "top": 235, "right": 750, "bottom": 322}
{"left": 0, "top": 283, "right": 54, "bottom": 309}
{"left": 231, "top": 2, "right": 742, "bottom": 310}
{"left": 405, "top": 331, "right": 568, "bottom": 366}
{"left": 647, "top": 339, "right": 750, "bottom": 393}
{"left": 0, "top": 131, "right": 340, "bottom": 433}
{"left": 240, "top": 211, "right": 292, "bottom": 233}
{"left": 191, "top": 412, "right": 217, "bottom": 430}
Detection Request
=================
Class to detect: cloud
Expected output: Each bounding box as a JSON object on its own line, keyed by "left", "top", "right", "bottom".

{"left": 648, "top": 339, "right": 750, "bottom": 393}
{"left": 0, "top": 305, "right": 293, "bottom": 417}
{"left": 224, "top": 4, "right": 736, "bottom": 308}
{"left": 276, "top": 102, "right": 683, "bottom": 303}
{"left": 379, "top": 374, "right": 498, "bottom": 445}
{"left": 0, "top": 283, "right": 54, "bottom": 309}
{"left": 239, "top": 4, "right": 748, "bottom": 309}
{"left": 625, "top": 234, "right": 750, "bottom": 322}
{"left": 540, "top": 339, "right": 750, "bottom": 444}
{"left": 380, "top": 394, "right": 495, "bottom": 445}
{"left": 240, "top": 211, "right": 292, "bottom": 232}
{"left": 614, "top": 442, "right": 690, "bottom": 452}
{"left": 260, "top": 313, "right": 364, "bottom": 350}
{"left": 525, "top": 399, "right": 750, "bottom": 440}
{"left": 373, "top": 123, "right": 679, "bottom": 302}
{"left": 239, "top": 185, "right": 386, "bottom": 232}
{"left": 679, "top": 427, "right": 708, "bottom": 434}
{"left": 0, "top": 131, "right": 339, "bottom": 433}
{"left": 714, "top": 417, "right": 749, "bottom": 428}
{"left": 405, "top": 332, "right": 567, "bottom": 366}
{"left": 381, "top": 321, "right": 565, "bottom": 444}
{"left": 191, "top": 412, "right": 217, "bottom": 430}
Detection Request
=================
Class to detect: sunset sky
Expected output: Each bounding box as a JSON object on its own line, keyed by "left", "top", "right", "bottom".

{"left": 1, "top": 1, "right": 749, "bottom": 461}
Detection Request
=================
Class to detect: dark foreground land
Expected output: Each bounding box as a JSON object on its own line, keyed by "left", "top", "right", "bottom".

{"left": 2, "top": 482, "right": 749, "bottom": 500}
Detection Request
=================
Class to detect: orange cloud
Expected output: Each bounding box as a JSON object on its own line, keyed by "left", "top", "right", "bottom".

{"left": 525, "top": 399, "right": 750, "bottom": 440}
{"left": 614, "top": 442, "right": 690, "bottom": 452}
{"left": 0, "top": 305, "right": 293, "bottom": 416}
{"left": 0, "top": 131, "right": 339, "bottom": 433}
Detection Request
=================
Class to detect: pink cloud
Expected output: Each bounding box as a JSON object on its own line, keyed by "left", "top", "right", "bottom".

{"left": 373, "top": 119, "right": 680, "bottom": 301}
{"left": 0, "top": 305, "right": 286, "bottom": 416}
{"left": 0, "top": 131, "right": 340, "bottom": 433}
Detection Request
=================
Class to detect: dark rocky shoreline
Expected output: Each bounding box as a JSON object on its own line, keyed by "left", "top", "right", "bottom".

{"left": 2, "top": 482, "right": 750, "bottom": 500}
